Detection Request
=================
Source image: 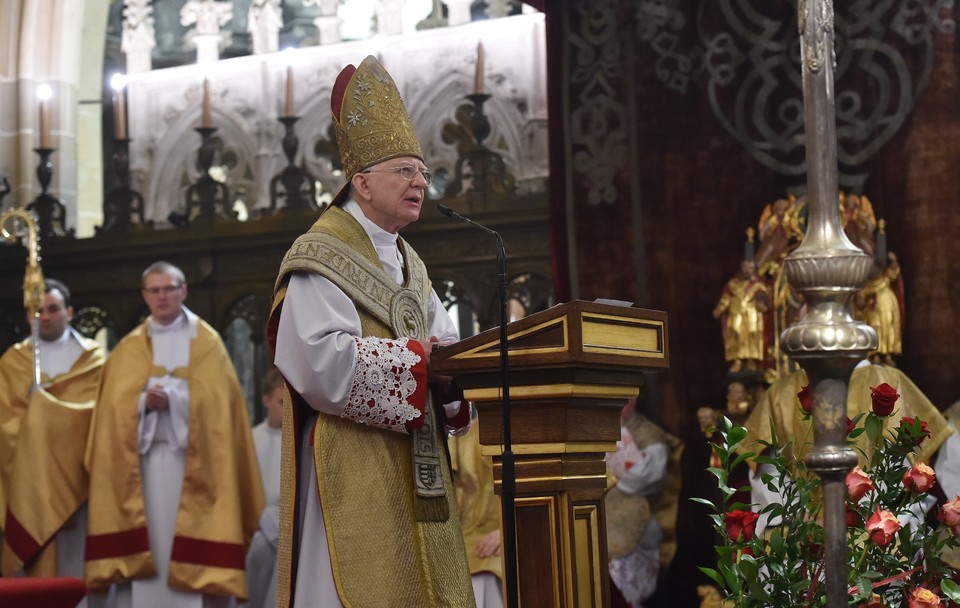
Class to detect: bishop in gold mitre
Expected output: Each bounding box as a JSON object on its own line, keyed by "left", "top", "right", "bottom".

{"left": 269, "top": 55, "right": 475, "bottom": 608}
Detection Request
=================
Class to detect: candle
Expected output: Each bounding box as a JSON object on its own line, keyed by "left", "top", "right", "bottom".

{"left": 111, "top": 73, "right": 127, "bottom": 139}
{"left": 37, "top": 83, "right": 52, "bottom": 148}
{"left": 473, "top": 42, "right": 485, "bottom": 95}
{"left": 201, "top": 78, "right": 211, "bottom": 128}
{"left": 284, "top": 66, "right": 295, "bottom": 117}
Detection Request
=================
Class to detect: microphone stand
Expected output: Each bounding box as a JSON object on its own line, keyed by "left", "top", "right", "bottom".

{"left": 438, "top": 204, "right": 518, "bottom": 608}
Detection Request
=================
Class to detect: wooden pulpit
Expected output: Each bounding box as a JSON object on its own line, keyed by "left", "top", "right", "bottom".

{"left": 433, "top": 300, "right": 669, "bottom": 607}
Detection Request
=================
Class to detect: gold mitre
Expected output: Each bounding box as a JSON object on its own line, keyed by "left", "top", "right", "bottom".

{"left": 330, "top": 55, "right": 423, "bottom": 207}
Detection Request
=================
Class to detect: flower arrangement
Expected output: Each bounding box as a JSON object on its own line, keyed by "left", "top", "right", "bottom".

{"left": 699, "top": 383, "right": 960, "bottom": 607}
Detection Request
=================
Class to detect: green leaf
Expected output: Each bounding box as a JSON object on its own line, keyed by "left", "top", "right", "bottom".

{"left": 865, "top": 413, "right": 884, "bottom": 443}
{"left": 690, "top": 497, "right": 717, "bottom": 508}
{"left": 941, "top": 578, "right": 960, "bottom": 601}
{"left": 730, "top": 452, "right": 754, "bottom": 470}
{"left": 698, "top": 567, "right": 727, "bottom": 591}
{"left": 727, "top": 425, "right": 747, "bottom": 448}
{"left": 769, "top": 529, "right": 784, "bottom": 554}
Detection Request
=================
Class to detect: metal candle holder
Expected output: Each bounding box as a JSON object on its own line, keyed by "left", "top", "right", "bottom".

{"left": 269, "top": 116, "right": 316, "bottom": 213}
{"left": 783, "top": 1, "right": 878, "bottom": 606}
{"left": 98, "top": 138, "right": 148, "bottom": 234}
{"left": 172, "top": 127, "right": 233, "bottom": 226}
{"left": 27, "top": 148, "right": 71, "bottom": 238}
{"left": 446, "top": 93, "right": 515, "bottom": 201}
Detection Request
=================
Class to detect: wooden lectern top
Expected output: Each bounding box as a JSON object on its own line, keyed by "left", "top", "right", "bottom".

{"left": 432, "top": 299, "right": 668, "bottom": 377}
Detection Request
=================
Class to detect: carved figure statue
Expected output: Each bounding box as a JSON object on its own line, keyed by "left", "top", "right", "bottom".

{"left": 840, "top": 192, "right": 877, "bottom": 258}
{"left": 839, "top": 194, "right": 904, "bottom": 366}
{"left": 854, "top": 251, "right": 904, "bottom": 365}
{"left": 713, "top": 260, "right": 770, "bottom": 372}
{"left": 754, "top": 195, "right": 804, "bottom": 272}
{"left": 248, "top": 0, "right": 283, "bottom": 55}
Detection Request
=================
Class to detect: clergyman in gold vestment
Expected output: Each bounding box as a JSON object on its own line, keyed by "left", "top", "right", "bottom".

{"left": 0, "top": 279, "right": 104, "bottom": 585}
{"left": 85, "top": 262, "right": 263, "bottom": 607}
{"left": 269, "top": 56, "right": 474, "bottom": 608}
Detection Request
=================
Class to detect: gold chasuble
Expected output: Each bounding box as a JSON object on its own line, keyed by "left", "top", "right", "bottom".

{"left": 270, "top": 206, "right": 473, "bottom": 608}
{"left": 743, "top": 365, "right": 951, "bottom": 469}
{"left": 84, "top": 318, "right": 263, "bottom": 599}
{"left": 0, "top": 336, "right": 104, "bottom": 576}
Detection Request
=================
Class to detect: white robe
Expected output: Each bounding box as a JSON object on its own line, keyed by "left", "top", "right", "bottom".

{"left": 274, "top": 200, "right": 463, "bottom": 608}
{"left": 113, "top": 309, "right": 235, "bottom": 608}
{"left": 245, "top": 421, "right": 281, "bottom": 608}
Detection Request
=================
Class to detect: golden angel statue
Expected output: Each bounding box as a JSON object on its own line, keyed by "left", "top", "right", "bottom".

{"left": 713, "top": 260, "right": 770, "bottom": 373}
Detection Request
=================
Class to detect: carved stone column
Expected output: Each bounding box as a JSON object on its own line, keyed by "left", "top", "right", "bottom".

{"left": 375, "top": 0, "right": 405, "bottom": 36}
{"left": 180, "top": 0, "right": 233, "bottom": 64}
{"left": 121, "top": 0, "right": 155, "bottom": 75}
{"left": 305, "top": 0, "right": 342, "bottom": 45}
{"left": 248, "top": 0, "right": 283, "bottom": 55}
{"left": 783, "top": 1, "right": 878, "bottom": 606}
{"left": 445, "top": 0, "right": 473, "bottom": 26}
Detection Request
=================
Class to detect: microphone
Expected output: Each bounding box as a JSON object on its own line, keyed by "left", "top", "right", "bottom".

{"left": 436, "top": 203, "right": 519, "bottom": 608}
{"left": 437, "top": 204, "right": 497, "bottom": 237}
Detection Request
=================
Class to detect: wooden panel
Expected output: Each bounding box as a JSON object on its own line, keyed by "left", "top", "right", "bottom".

{"left": 475, "top": 400, "right": 624, "bottom": 446}
{"left": 573, "top": 504, "right": 604, "bottom": 607}
{"left": 516, "top": 496, "right": 562, "bottom": 607}
{"left": 581, "top": 312, "right": 665, "bottom": 358}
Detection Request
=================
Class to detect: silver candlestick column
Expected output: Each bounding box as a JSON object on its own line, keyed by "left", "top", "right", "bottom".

{"left": 782, "top": 1, "right": 879, "bottom": 606}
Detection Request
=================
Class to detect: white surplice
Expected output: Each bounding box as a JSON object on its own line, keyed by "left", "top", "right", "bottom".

{"left": 274, "top": 200, "right": 463, "bottom": 608}
{"left": 245, "top": 421, "right": 281, "bottom": 608}
{"left": 113, "top": 309, "right": 235, "bottom": 608}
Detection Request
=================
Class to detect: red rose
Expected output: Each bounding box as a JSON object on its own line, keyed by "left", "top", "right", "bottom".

{"left": 724, "top": 509, "right": 760, "bottom": 542}
{"left": 846, "top": 466, "right": 874, "bottom": 502}
{"left": 798, "top": 384, "right": 813, "bottom": 414}
{"left": 900, "top": 417, "right": 931, "bottom": 444}
{"left": 866, "top": 508, "right": 901, "bottom": 546}
{"left": 847, "top": 417, "right": 856, "bottom": 435}
{"left": 870, "top": 383, "right": 900, "bottom": 416}
{"left": 903, "top": 462, "right": 936, "bottom": 493}
{"left": 939, "top": 496, "right": 960, "bottom": 534}
{"left": 908, "top": 587, "right": 941, "bottom": 607}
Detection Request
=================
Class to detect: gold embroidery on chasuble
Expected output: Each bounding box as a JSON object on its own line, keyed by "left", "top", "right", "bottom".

{"left": 272, "top": 206, "right": 473, "bottom": 607}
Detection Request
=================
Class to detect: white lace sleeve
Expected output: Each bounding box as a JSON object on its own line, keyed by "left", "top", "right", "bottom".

{"left": 343, "top": 336, "right": 425, "bottom": 432}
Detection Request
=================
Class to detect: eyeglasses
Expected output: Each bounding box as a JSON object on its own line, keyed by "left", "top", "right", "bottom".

{"left": 143, "top": 284, "right": 182, "bottom": 296}
{"left": 363, "top": 165, "right": 433, "bottom": 186}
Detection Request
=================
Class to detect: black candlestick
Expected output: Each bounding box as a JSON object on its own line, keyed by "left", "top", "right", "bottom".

{"left": 172, "top": 127, "right": 233, "bottom": 226}
{"left": 269, "top": 116, "right": 317, "bottom": 213}
{"left": 446, "top": 93, "right": 515, "bottom": 200}
{"left": 27, "top": 148, "right": 71, "bottom": 238}
{"left": 98, "top": 138, "right": 148, "bottom": 234}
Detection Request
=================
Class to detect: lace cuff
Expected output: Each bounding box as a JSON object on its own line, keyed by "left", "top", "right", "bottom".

{"left": 343, "top": 336, "right": 427, "bottom": 432}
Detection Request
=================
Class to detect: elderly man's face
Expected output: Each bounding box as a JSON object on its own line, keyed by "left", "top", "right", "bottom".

{"left": 353, "top": 156, "right": 428, "bottom": 233}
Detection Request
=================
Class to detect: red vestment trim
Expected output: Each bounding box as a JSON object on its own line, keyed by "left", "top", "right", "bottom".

{"left": 405, "top": 339, "right": 428, "bottom": 430}
{"left": 4, "top": 509, "right": 41, "bottom": 563}
{"left": 84, "top": 527, "right": 149, "bottom": 561}
{"left": 170, "top": 536, "right": 246, "bottom": 570}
